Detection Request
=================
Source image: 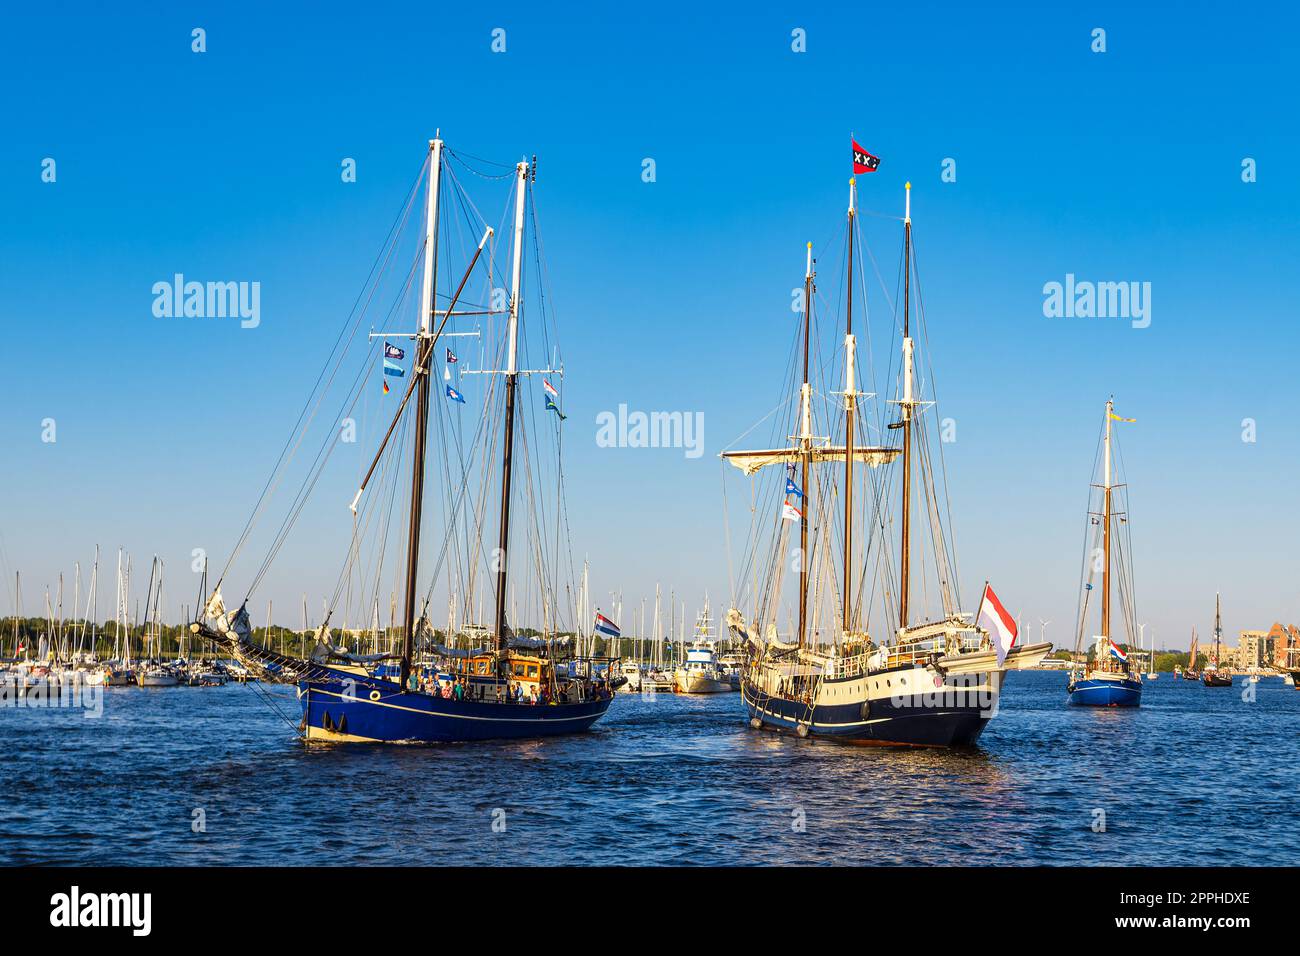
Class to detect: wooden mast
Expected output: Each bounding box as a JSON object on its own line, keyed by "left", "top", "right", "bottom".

{"left": 493, "top": 159, "right": 530, "bottom": 656}
{"left": 797, "top": 242, "right": 814, "bottom": 648}
{"left": 1101, "top": 397, "right": 1113, "bottom": 645}
{"left": 898, "top": 182, "right": 914, "bottom": 631}
{"left": 842, "top": 178, "right": 857, "bottom": 637}
{"left": 399, "top": 137, "right": 443, "bottom": 692}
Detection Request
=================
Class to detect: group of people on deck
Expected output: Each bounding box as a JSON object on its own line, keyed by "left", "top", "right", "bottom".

{"left": 414, "top": 672, "right": 553, "bottom": 705}
{"left": 407, "top": 667, "right": 615, "bottom": 704}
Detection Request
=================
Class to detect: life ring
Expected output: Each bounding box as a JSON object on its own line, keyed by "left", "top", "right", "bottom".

{"left": 369, "top": 689, "right": 381, "bottom": 701}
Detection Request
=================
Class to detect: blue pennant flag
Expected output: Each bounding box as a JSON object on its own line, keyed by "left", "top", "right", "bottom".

{"left": 384, "top": 341, "right": 405, "bottom": 360}
{"left": 383, "top": 359, "right": 405, "bottom": 378}
{"left": 445, "top": 385, "right": 466, "bottom": 404}
{"left": 1084, "top": 583, "right": 1094, "bottom": 591}
{"left": 785, "top": 477, "right": 804, "bottom": 498}
{"left": 545, "top": 397, "right": 567, "bottom": 421}
{"left": 446, "top": 347, "right": 458, "bottom": 364}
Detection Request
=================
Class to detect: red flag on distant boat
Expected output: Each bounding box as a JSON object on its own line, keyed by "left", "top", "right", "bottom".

{"left": 852, "top": 139, "right": 880, "bottom": 174}
{"left": 977, "top": 583, "right": 1017, "bottom": 666}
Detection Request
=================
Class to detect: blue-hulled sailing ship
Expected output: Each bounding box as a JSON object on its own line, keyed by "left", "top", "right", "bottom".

{"left": 192, "top": 136, "right": 617, "bottom": 742}
{"left": 723, "top": 156, "right": 1050, "bottom": 748}
{"left": 1066, "top": 399, "right": 1143, "bottom": 707}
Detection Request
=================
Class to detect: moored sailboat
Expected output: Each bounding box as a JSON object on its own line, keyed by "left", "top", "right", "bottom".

{"left": 1066, "top": 400, "right": 1143, "bottom": 707}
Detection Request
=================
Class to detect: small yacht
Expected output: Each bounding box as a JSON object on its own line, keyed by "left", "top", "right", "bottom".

{"left": 618, "top": 659, "right": 643, "bottom": 693}
{"left": 676, "top": 644, "right": 732, "bottom": 694}
{"left": 137, "top": 664, "right": 180, "bottom": 687}
{"left": 674, "top": 601, "right": 733, "bottom": 694}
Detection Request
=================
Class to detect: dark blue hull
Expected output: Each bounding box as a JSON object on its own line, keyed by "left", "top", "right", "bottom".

{"left": 300, "top": 672, "right": 613, "bottom": 743}
{"left": 1067, "top": 675, "right": 1142, "bottom": 707}
{"left": 741, "top": 679, "right": 993, "bottom": 747}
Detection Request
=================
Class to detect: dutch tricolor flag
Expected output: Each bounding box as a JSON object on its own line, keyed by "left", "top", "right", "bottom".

{"left": 1108, "top": 639, "right": 1128, "bottom": 663}
{"left": 594, "top": 612, "right": 620, "bottom": 639}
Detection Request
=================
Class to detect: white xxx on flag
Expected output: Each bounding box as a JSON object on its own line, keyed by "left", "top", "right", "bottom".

{"left": 977, "top": 583, "right": 1018, "bottom": 667}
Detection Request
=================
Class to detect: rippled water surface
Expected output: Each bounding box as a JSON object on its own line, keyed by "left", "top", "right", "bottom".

{"left": 3, "top": 672, "right": 1296, "bottom": 865}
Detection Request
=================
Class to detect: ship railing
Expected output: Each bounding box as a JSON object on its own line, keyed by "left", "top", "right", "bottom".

{"left": 826, "top": 635, "right": 985, "bottom": 679}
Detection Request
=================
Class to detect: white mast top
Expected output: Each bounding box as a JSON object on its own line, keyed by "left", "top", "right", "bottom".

{"left": 900, "top": 182, "right": 915, "bottom": 410}
{"left": 1104, "top": 397, "right": 1113, "bottom": 490}
{"left": 418, "top": 138, "right": 444, "bottom": 336}
{"left": 800, "top": 241, "right": 813, "bottom": 441}
{"left": 505, "top": 160, "right": 529, "bottom": 376}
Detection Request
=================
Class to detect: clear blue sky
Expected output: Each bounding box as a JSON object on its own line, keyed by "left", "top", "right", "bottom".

{"left": 2, "top": 2, "right": 1297, "bottom": 651}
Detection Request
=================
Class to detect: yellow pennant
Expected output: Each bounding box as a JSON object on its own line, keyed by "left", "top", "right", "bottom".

{"left": 1108, "top": 411, "right": 1136, "bottom": 423}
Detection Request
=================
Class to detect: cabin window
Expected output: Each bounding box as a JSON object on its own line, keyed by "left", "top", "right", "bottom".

{"left": 527, "top": 665, "right": 539, "bottom": 678}
{"left": 512, "top": 663, "right": 526, "bottom": 677}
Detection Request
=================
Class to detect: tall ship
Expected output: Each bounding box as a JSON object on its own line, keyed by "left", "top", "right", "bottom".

{"left": 1201, "top": 594, "right": 1233, "bottom": 687}
{"left": 1066, "top": 399, "right": 1143, "bottom": 707}
{"left": 723, "top": 157, "right": 1049, "bottom": 747}
{"left": 192, "top": 136, "right": 617, "bottom": 742}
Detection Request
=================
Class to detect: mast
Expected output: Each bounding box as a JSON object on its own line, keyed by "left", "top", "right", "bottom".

{"left": 1214, "top": 592, "right": 1222, "bottom": 664}
{"left": 898, "top": 183, "right": 914, "bottom": 631}
{"left": 493, "top": 159, "right": 530, "bottom": 656}
{"left": 399, "top": 136, "right": 443, "bottom": 691}
{"left": 797, "top": 242, "right": 814, "bottom": 648}
{"left": 1101, "top": 398, "right": 1113, "bottom": 642}
{"left": 842, "top": 178, "right": 857, "bottom": 637}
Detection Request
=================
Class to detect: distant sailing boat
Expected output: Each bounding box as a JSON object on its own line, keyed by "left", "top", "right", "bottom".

{"left": 1182, "top": 628, "right": 1201, "bottom": 680}
{"left": 725, "top": 170, "right": 1049, "bottom": 747}
{"left": 192, "top": 136, "right": 616, "bottom": 742}
{"left": 1067, "top": 399, "right": 1143, "bottom": 707}
{"left": 1202, "top": 594, "right": 1233, "bottom": 687}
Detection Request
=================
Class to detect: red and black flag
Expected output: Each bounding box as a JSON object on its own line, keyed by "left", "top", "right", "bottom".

{"left": 852, "top": 139, "right": 880, "bottom": 173}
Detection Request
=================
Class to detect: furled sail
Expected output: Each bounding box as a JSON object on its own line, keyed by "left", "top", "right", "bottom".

{"left": 722, "top": 445, "right": 899, "bottom": 476}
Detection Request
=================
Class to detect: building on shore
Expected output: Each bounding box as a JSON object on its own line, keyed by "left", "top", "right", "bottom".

{"left": 1238, "top": 630, "right": 1273, "bottom": 671}
{"left": 1236, "top": 623, "right": 1300, "bottom": 671}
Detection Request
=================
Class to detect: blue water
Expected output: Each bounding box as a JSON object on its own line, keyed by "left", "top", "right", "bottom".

{"left": 2, "top": 672, "right": 1295, "bottom": 865}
